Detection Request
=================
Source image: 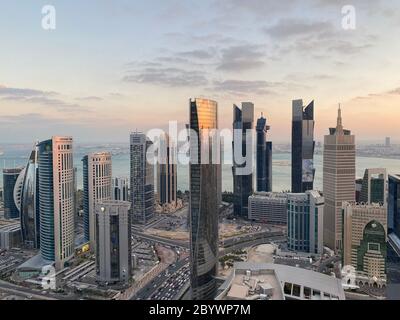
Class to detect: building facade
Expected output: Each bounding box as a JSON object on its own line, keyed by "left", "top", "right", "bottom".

{"left": 16, "top": 145, "right": 40, "bottom": 248}
{"left": 323, "top": 107, "right": 355, "bottom": 252}
{"left": 287, "top": 191, "right": 324, "bottom": 254}
{"left": 130, "top": 132, "right": 155, "bottom": 224}
{"left": 248, "top": 192, "right": 287, "bottom": 225}
{"left": 157, "top": 133, "right": 177, "bottom": 207}
{"left": 112, "top": 177, "right": 129, "bottom": 201}
{"left": 38, "top": 137, "right": 75, "bottom": 270}
{"left": 82, "top": 152, "right": 112, "bottom": 249}
{"left": 342, "top": 202, "right": 387, "bottom": 287}
{"left": 232, "top": 102, "right": 254, "bottom": 218}
{"left": 189, "top": 98, "right": 219, "bottom": 300}
{"left": 3, "top": 168, "right": 23, "bottom": 219}
{"left": 388, "top": 174, "right": 400, "bottom": 239}
{"left": 95, "top": 200, "right": 131, "bottom": 285}
{"left": 359, "top": 168, "right": 386, "bottom": 205}
{"left": 256, "top": 115, "right": 272, "bottom": 192}
{"left": 291, "top": 99, "right": 315, "bottom": 193}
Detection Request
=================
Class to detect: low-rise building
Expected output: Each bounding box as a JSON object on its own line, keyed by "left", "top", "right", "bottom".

{"left": 248, "top": 192, "right": 287, "bottom": 225}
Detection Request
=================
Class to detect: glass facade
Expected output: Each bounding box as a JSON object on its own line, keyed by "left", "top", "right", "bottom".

{"left": 3, "top": 168, "right": 23, "bottom": 219}
{"left": 189, "top": 98, "right": 219, "bottom": 300}
{"left": 388, "top": 174, "right": 400, "bottom": 238}
{"left": 291, "top": 100, "right": 315, "bottom": 193}
{"left": 256, "top": 116, "right": 272, "bottom": 192}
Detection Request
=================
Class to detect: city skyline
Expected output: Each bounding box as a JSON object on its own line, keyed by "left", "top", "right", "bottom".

{"left": 1, "top": 1, "right": 400, "bottom": 143}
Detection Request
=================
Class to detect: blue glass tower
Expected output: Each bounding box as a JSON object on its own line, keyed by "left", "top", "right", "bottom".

{"left": 256, "top": 115, "right": 272, "bottom": 192}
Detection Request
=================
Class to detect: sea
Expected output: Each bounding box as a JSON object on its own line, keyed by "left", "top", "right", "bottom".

{"left": 1, "top": 143, "right": 400, "bottom": 192}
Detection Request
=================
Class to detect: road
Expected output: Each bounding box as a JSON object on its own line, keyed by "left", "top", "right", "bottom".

{"left": 134, "top": 257, "right": 189, "bottom": 300}
{"left": 0, "top": 279, "right": 63, "bottom": 300}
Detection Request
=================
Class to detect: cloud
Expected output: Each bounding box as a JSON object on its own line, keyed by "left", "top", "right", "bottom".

{"left": 264, "top": 19, "right": 334, "bottom": 39}
{"left": 210, "top": 80, "right": 278, "bottom": 95}
{"left": 0, "top": 85, "right": 57, "bottom": 97}
{"left": 217, "top": 45, "right": 266, "bottom": 72}
{"left": 75, "top": 96, "right": 103, "bottom": 101}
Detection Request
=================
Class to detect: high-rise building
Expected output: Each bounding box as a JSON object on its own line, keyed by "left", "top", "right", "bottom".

{"left": 37, "top": 137, "right": 75, "bottom": 270}
{"left": 385, "top": 137, "right": 391, "bottom": 148}
{"left": 359, "top": 168, "right": 387, "bottom": 205}
{"left": 287, "top": 191, "right": 324, "bottom": 254}
{"left": 3, "top": 168, "right": 23, "bottom": 219}
{"left": 388, "top": 174, "right": 400, "bottom": 239}
{"left": 232, "top": 102, "right": 254, "bottom": 218}
{"left": 248, "top": 192, "right": 287, "bottom": 225}
{"left": 15, "top": 145, "right": 40, "bottom": 248}
{"left": 291, "top": 99, "right": 315, "bottom": 193}
{"left": 256, "top": 115, "right": 272, "bottom": 192}
{"left": 342, "top": 202, "right": 387, "bottom": 287}
{"left": 112, "top": 177, "right": 129, "bottom": 202}
{"left": 130, "top": 132, "right": 155, "bottom": 224}
{"left": 95, "top": 200, "right": 131, "bottom": 285}
{"left": 82, "top": 152, "right": 112, "bottom": 248}
{"left": 189, "top": 98, "right": 219, "bottom": 300}
{"left": 355, "top": 178, "right": 363, "bottom": 203}
{"left": 157, "top": 134, "right": 177, "bottom": 206}
{"left": 323, "top": 106, "right": 355, "bottom": 252}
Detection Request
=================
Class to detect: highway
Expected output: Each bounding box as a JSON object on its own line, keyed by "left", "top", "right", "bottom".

{"left": 0, "top": 279, "right": 70, "bottom": 300}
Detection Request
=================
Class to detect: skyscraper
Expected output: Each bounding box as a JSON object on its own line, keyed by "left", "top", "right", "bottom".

{"left": 189, "top": 98, "right": 219, "bottom": 300}
{"left": 232, "top": 102, "right": 254, "bottom": 218}
{"left": 82, "top": 152, "right": 112, "bottom": 249}
{"left": 388, "top": 174, "right": 400, "bottom": 240}
{"left": 287, "top": 191, "right": 324, "bottom": 254}
{"left": 95, "top": 200, "right": 131, "bottom": 285}
{"left": 342, "top": 202, "right": 387, "bottom": 287}
{"left": 16, "top": 145, "right": 40, "bottom": 248}
{"left": 157, "top": 133, "right": 177, "bottom": 207}
{"left": 359, "top": 168, "right": 387, "bottom": 205}
{"left": 37, "top": 137, "right": 75, "bottom": 270}
{"left": 256, "top": 114, "right": 272, "bottom": 192}
{"left": 112, "top": 177, "right": 129, "bottom": 202}
{"left": 323, "top": 107, "right": 355, "bottom": 252}
{"left": 3, "top": 168, "right": 23, "bottom": 219}
{"left": 130, "top": 132, "right": 155, "bottom": 224}
{"left": 291, "top": 99, "right": 315, "bottom": 193}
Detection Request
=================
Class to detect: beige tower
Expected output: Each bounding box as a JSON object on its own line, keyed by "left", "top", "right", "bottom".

{"left": 323, "top": 106, "right": 356, "bottom": 252}
{"left": 82, "top": 152, "right": 112, "bottom": 250}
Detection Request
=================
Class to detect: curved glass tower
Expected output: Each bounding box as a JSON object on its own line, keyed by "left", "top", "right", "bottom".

{"left": 18, "top": 145, "right": 40, "bottom": 248}
{"left": 189, "top": 98, "right": 219, "bottom": 300}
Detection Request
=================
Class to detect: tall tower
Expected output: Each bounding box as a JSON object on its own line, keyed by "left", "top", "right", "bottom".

{"left": 189, "top": 98, "right": 219, "bottom": 300}
{"left": 291, "top": 99, "right": 315, "bottom": 193}
{"left": 232, "top": 102, "right": 254, "bottom": 218}
{"left": 112, "top": 177, "right": 129, "bottom": 201}
{"left": 157, "top": 133, "right": 177, "bottom": 207}
{"left": 95, "top": 200, "right": 132, "bottom": 285}
{"left": 256, "top": 114, "right": 272, "bottom": 192}
{"left": 16, "top": 144, "right": 40, "bottom": 248}
{"left": 359, "top": 168, "right": 387, "bottom": 205}
{"left": 82, "top": 152, "right": 112, "bottom": 249}
{"left": 37, "top": 137, "right": 74, "bottom": 270}
{"left": 323, "top": 106, "right": 356, "bottom": 252}
{"left": 130, "top": 132, "right": 154, "bottom": 224}
{"left": 3, "top": 168, "right": 23, "bottom": 219}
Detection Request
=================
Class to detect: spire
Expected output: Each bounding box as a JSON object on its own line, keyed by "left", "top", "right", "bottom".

{"left": 336, "top": 103, "right": 344, "bottom": 134}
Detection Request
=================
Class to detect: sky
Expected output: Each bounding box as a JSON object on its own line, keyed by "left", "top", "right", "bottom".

{"left": 0, "top": 0, "right": 400, "bottom": 144}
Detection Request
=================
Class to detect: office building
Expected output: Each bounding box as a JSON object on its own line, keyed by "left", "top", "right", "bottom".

{"left": 342, "top": 202, "right": 387, "bottom": 287}
{"left": 189, "top": 98, "right": 219, "bottom": 300}
{"left": 248, "top": 192, "right": 287, "bottom": 225}
{"left": 3, "top": 168, "right": 23, "bottom": 219}
{"left": 15, "top": 145, "right": 40, "bottom": 248}
{"left": 0, "top": 219, "right": 21, "bottom": 250}
{"left": 112, "top": 177, "right": 129, "bottom": 201}
{"left": 216, "top": 262, "right": 345, "bottom": 300}
{"left": 323, "top": 107, "right": 355, "bottom": 252}
{"left": 37, "top": 137, "right": 75, "bottom": 270}
{"left": 359, "top": 168, "right": 386, "bottom": 205}
{"left": 232, "top": 102, "right": 254, "bottom": 218}
{"left": 385, "top": 137, "right": 391, "bottom": 148}
{"left": 291, "top": 99, "right": 315, "bottom": 193}
{"left": 130, "top": 132, "right": 155, "bottom": 224}
{"left": 355, "top": 178, "right": 363, "bottom": 203}
{"left": 82, "top": 152, "right": 112, "bottom": 248}
{"left": 256, "top": 115, "right": 272, "bottom": 192}
{"left": 95, "top": 200, "right": 131, "bottom": 285}
{"left": 287, "top": 191, "right": 324, "bottom": 254}
{"left": 157, "top": 133, "right": 177, "bottom": 207}
{"left": 388, "top": 174, "right": 400, "bottom": 238}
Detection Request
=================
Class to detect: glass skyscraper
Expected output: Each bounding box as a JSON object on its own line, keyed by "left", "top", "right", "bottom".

{"left": 38, "top": 137, "right": 75, "bottom": 269}
{"left": 256, "top": 115, "right": 272, "bottom": 192}
{"left": 189, "top": 98, "right": 219, "bottom": 300}
{"left": 291, "top": 99, "right": 315, "bottom": 193}
{"left": 359, "top": 168, "right": 386, "bottom": 205}
{"left": 3, "top": 168, "right": 23, "bottom": 219}
{"left": 388, "top": 174, "right": 400, "bottom": 238}
{"left": 232, "top": 102, "right": 254, "bottom": 218}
